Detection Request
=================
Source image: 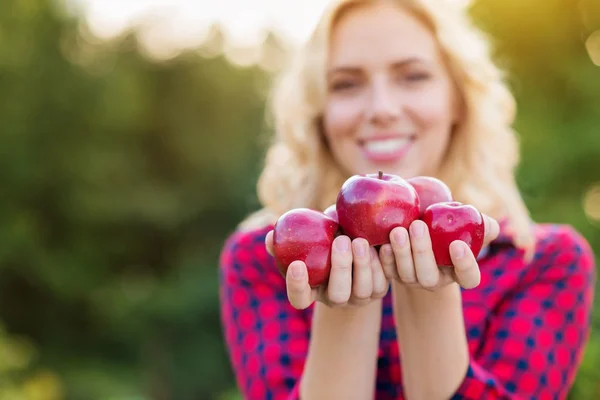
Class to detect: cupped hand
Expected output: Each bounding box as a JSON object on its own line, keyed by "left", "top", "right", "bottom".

{"left": 265, "top": 232, "right": 389, "bottom": 310}
{"left": 378, "top": 214, "right": 500, "bottom": 291}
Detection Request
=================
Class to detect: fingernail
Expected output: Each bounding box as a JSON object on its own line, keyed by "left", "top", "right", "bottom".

{"left": 393, "top": 229, "right": 406, "bottom": 246}
{"left": 336, "top": 237, "right": 350, "bottom": 252}
{"left": 411, "top": 222, "right": 424, "bottom": 238}
{"left": 291, "top": 263, "right": 304, "bottom": 279}
{"left": 354, "top": 241, "right": 366, "bottom": 257}
{"left": 382, "top": 244, "right": 393, "bottom": 259}
{"left": 453, "top": 242, "right": 465, "bottom": 259}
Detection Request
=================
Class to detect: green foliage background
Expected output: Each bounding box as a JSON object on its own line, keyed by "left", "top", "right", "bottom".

{"left": 0, "top": 0, "right": 598, "bottom": 398}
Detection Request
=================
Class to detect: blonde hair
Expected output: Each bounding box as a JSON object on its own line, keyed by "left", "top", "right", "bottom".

{"left": 242, "top": 0, "right": 535, "bottom": 257}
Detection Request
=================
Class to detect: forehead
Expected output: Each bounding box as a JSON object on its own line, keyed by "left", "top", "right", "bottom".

{"left": 328, "top": 3, "right": 440, "bottom": 67}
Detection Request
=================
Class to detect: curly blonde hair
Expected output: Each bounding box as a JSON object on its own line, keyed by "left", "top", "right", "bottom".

{"left": 242, "top": 0, "right": 535, "bottom": 256}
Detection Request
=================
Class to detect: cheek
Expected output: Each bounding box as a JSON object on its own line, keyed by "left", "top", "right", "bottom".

{"left": 407, "top": 85, "right": 456, "bottom": 131}
{"left": 323, "top": 98, "right": 364, "bottom": 139}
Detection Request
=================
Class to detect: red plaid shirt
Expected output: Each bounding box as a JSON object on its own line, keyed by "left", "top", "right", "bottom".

{"left": 219, "top": 221, "right": 595, "bottom": 399}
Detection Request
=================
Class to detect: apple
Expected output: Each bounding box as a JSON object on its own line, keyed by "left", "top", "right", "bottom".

{"left": 407, "top": 176, "right": 453, "bottom": 216}
{"left": 272, "top": 208, "right": 339, "bottom": 287}
{"left": 336, "top": 171, "right": 420, "bottom": 246}
{"left": 422, "top": 201, "right": 485, "bottom": 267}
{"left": 323, "top": 204, "right": 338, "bottom": 223}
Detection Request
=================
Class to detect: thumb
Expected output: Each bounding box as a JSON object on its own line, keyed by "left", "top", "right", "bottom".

{"left": 265, "top": 230, "right": 274, "bottom": 256}
{"left": 482, "top": 214, "right": 500, "bottom": 246}
{"left": 286, "top": 261, "right": 313, "bottom": 310}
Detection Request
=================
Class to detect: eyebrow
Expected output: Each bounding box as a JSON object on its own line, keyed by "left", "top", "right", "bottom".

{"left": 327, "top": 57, "right": 431, "bottom": 77}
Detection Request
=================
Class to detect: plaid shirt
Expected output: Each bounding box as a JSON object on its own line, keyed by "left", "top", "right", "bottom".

{"left": 219, "top": 221, "right": 595, "bottom": 399}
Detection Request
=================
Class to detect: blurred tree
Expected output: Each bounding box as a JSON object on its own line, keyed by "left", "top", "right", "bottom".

{"left": 0, "top": 323, "right": 63, "bottom": 400}
{"left": 0, "top": 0, "right": 271, "bottom": 398}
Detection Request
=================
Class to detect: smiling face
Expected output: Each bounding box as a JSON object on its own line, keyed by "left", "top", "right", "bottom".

{"left": 323, "top": 2, "right": 462, "bottom": 179}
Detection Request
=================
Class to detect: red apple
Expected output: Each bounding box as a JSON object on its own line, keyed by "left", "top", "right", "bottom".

{"left": 323, "top": 204, "right": 338, "bottom": 223}
{"left": 272, "top": 208, "right": 339, "bottom": 287}
{"left": 422, "top": 201, "right": 485, "bottom": 267}
{"left": 407, "top": 176, "right": 453, "bottom": 216}
{"left": 336, "top": 171, "right": 420, "bottom": 246}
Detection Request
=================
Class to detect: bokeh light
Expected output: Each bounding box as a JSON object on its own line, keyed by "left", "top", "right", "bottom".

{"left": 583, "top": 183, "right": 600, "bottom": 223}
{"left": 586, "top": 30, "right": 600, "bottom": 66}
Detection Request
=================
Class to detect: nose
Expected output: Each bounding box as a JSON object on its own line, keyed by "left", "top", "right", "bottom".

{"left": 366, "top": 78, "right": 400, "bottom": 126}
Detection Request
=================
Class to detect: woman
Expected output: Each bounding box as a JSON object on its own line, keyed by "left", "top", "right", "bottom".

{"left": 219, "top": 0, "right": 596, "bottom": 399}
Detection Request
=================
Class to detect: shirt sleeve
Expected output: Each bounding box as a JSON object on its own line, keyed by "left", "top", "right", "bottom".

{"left": 219, "top": 228, "right": 311, "bottom": 400}
{"left": 451, "top": 226, "right": 596, "bottom": 399}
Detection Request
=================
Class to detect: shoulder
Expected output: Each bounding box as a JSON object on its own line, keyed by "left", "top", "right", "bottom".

{"left": 220, "top": 224, "right": 274, "bottom": 268}
{"left": 480, "top": 223, "right": 596, "bottom": 295}
{"left": 219, "top": 210, "right": 277, "bottom": 283}
{"left": 517, "top": 223, "right": 595, "bottom": 293}
{"left": 530, "top": 223, "right": 596, "bottom": 272}
{"left": 490, "top": 222, "right": 595, "bottom": 270}
{"left": 221, "top": 208, "right": 276, "bottom": 259}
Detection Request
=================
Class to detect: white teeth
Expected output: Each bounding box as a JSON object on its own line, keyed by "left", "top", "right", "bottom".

{"left": 363, "top": 138, "right": 409, "bottom": 154}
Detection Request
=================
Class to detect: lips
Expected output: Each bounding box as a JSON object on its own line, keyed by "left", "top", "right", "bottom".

{"left": 359, "top": 136, "right": 415, "bottom": 163}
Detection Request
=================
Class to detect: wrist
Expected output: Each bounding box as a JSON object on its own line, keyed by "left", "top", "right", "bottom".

{"left": 392, "top": 280, "right": 461, "bottom": 308}
{"left": 316, "top": 297, "right": 382, "bottom": 321}
{"left": 391, "top": 281, "right": 464, "bottom": 334}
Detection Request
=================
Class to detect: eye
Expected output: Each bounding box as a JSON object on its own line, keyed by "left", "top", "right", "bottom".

{"left": 405, "top": 72, "right": 431, "bottom": 82}
{"left": 330, "top": 80, "right": 359, "bottom": 91}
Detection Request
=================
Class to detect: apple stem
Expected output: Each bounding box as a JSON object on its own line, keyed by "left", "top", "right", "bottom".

{"left": 378, "top": 170, "right": 383, "bottom": 179}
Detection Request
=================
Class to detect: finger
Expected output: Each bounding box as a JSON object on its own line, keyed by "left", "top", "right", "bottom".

{"left": 370, "top": 247, "right": 389, "bottom": 298}
{"left": 327, "top": 235, "right": 353, "bottom": 305}
{"left": 351, "top": 238, "right": 373, "bottom": 301}
{"left": 482, "top": 214, "right": 500, "bottom": 246}
{"left": 310, "top": 287, "right": 320, "bottom": 304}
{"left": 286, "top": 261, "right": 313, "bottom": 309}
{"left": 379, "top": 244, "right": 399, "bottom": 280}
{"left": 450, "top": 240, "right": 481, "bottom": 289}
{"left": 390, "top": 227, "right": 417, "bottom": 284}
{"left": 265, "top": 230, "right": 274, "bottom": 256}
{"left": 409, "top": 220, "right": 440, "bottom": 290}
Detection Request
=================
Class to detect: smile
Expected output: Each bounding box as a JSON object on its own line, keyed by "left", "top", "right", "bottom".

{"left": 359, "top": 136, "right": 415, "bottom": 163}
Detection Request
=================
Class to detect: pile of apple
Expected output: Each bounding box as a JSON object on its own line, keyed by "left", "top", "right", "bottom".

{"left": 272, "top": 171, "right": 485, "bottom": 287}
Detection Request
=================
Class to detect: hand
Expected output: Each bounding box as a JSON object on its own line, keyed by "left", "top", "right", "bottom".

{"left": 265, "top": 232, "right": 390, "bottom": 310}
{"left": 378, "top": 214, "right": 500, "bottom": 291}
